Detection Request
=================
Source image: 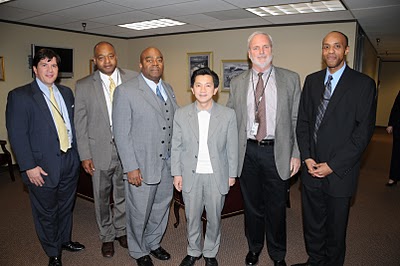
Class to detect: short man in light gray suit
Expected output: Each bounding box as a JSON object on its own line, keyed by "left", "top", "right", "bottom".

{"left": 74, "top": 41, "right": 137, "bottom": 257}
{"left": 227, "top": 32, "right": 301, "bottom": 266}
{"left": 171, "top": 67, "right": 238, "bottom": 266}
{"left": 113, "top": 47, "right": 178, "bottom": 266}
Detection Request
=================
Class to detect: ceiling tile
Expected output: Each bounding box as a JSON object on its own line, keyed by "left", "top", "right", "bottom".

{"left": 0, "top": 6, "right": 42, "bottom": 21}
{"left": 265, "top": 10, "right": 354, "bottom": 24}
{"left": 88, "top": 10, "right": 160, "bottom": 25}
{"left": 21, "top": 14, "right": 79, "bottom": 26}
{"left": 51, "top": 1, "right": 134, "bottom": 20}
{"left": 223, "top": 0, "right": 309, "bottom": 9}
{"left": 343, "top": 0, "right": 400, "bottom": 10}
{"left": 204, "top": 9, "right": 257, "bottom": 21}
{"left": 3, "top": 0, "right": 98, "bottom": 13}
{"left": 103, "top": 0, "right": 190, "bottom": 10}
{"left": 144, "top": 0, "right": 237, "bottom": 17}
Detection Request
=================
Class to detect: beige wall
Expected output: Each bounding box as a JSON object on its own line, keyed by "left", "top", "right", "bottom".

{"left": 376, "top": 61, "right": 400, "bottom": 126}
{"left": 127, "top": 22, "right": 357, "bottom": 106}
{"left": 361, "top": 34, "right": 379, "bottom": 82}
{"left": 0, "top": 21, "right": 358, "bottom": 159}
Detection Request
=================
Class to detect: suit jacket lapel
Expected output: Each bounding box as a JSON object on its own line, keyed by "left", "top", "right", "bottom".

{"left": 31, "top": 81, "right": 58, "bottom": 135}
{"left": 323, "top": 66, "right": 351, "bottom": 123}
{"left": 239, "top": 70, "right": 251, "bottom": 127}
{"left": 92, "top": 71, "right": 111, "bottom": 128}
{"left": 188, "top": 103, "right": 199, "bottom": 141}
{"left": 208, "top": 102, "right": 220, "bottom": 139}
{"left": 274, "top": 68, "right": 286, "bottom": 126}
{"left": 138, "top": 75, "right": 165, "bottom": 116}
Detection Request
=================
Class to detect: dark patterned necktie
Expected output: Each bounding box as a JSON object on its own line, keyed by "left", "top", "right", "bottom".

{"left": 255, "top": 72, "right": 266, "bottom": 141}
{"left": 314, "top": 75, "right": 333, "bottom": 142}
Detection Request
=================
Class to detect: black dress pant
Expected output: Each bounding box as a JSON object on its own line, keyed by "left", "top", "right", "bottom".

{"left": 301, "top": 183, "right": 351, "bottom": 266}
{"left": 389, "top": 129, "right": 400, "bottom": 181}
{"left": 240, "top": 141, "right": 288, "bottom": 261}
{"left": 27, "top": 148, "right": 79, "bottom": 257}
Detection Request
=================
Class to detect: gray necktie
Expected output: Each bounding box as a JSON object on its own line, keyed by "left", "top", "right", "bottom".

{"left": 314, "top": 75, "right": 333, "bottom": 142}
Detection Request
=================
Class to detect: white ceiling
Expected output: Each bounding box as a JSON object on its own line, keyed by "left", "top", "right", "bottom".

{"left": 1, "top": 0, "right": 399, "bottom": 60}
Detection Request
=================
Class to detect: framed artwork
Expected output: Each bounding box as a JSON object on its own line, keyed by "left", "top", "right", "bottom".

{"left": 0, "top": 56, "right": 5, "bottom": 81}
{"left": 89, "top": 59, "right": 97, "bottom": 74}
{"left": 187, "top": 52, "right": 213, "bottom": 90}
{"left": 221, "top": 60, "right": 249, "bottom": 91}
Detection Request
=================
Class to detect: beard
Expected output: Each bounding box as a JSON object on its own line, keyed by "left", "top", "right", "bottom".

{"left": 250, "top": 54, "right": 273, "bottom": 70}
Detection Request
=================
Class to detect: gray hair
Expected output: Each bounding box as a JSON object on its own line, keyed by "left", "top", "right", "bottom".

{"left": 247, "top": 31, "right": 273, "bottom": 50}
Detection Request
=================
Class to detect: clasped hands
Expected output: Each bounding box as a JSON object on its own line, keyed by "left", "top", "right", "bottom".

{"left": 304, "top": 158, "right": 333, "bottom": 178}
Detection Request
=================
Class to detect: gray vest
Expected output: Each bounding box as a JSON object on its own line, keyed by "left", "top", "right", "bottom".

{"left": 156, "top": 95, "right": 174, "bottom": 159}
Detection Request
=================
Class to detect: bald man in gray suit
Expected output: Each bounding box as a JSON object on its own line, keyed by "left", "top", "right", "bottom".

{"left": 113, "top": 47, "right": 178, "bottom": 266}
{"left": 227, "top": 32, "right": 301, "bottom": 266}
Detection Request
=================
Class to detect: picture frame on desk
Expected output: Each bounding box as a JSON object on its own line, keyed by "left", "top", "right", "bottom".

{"left": 187, "top": 52, "right": 213, "bottom": 90}
{"left": 221, "top": 59, "right": 249, "bottom": 91}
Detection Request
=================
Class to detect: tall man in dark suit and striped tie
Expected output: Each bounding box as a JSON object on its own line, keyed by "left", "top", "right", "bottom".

{"left": 295, "top": 31, "right": 377, "bottom": 266}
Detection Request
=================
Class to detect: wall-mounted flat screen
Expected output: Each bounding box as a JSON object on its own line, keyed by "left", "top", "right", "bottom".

{"left": 31, "top": 44, "right": 74, "bottom": 78}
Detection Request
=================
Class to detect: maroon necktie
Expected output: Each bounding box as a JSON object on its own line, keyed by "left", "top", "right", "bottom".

{"left": 255, "top": 72, "right": 266, "bottom": 141}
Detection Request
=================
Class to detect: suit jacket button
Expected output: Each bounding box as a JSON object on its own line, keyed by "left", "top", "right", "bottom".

{"left": 192, "top": 170, "right": 195, "bottom": 173}
{"left": 195, "top": 155, "right": 197, "bottom": 158}
{"left": 159, "top": 154, "right": 162, "bottom": 157}
{"left": 163, "top": 127, "right": 166, "bottom": 130}
{"left": 161, "top": 140, "right": 165, "bottom": 144}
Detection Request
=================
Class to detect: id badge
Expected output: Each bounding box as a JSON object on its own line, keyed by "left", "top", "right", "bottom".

{"left": 251, "top": 122, "right": 259, "bottom": 136}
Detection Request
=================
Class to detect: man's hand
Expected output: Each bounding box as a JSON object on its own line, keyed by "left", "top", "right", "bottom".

{"left": 387, "top": 126, "right": 393, "bottom": 134}
{"left": 229, "top": 177, "right": 236, "bottom": 187}
{"left": 26, "top": 166, "right": 47, "bottom": 187}
{"left": 174, "top": 176, "right": 183, "bottom": 192}
{"left": 305, "top": 158, "right": 333, "bottom": 178}
{"left": 312, "top": 162, "right": 333, "bottom": 178}
{"left": 82, "top": 159, "right": 95, "bottom": 176}
{"left": 127, "top": 169, "right": 143, "bottom": 186}
{"left": 290, "top": 157, "right": 301, "bottom": 177}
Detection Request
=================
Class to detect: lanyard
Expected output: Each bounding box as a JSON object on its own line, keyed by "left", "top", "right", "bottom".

{"left": 42, "top": 91, "right": 66, "bottom": 123}
{"left": 252, "top": 66, "right": 273, "bottom": 113}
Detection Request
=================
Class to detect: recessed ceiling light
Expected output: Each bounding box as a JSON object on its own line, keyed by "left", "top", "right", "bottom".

{"left": 118, "top": 19, "right": 186, "bottom": 30}
{"left": 246, "top": 0, "right": 346, "bottom": 17}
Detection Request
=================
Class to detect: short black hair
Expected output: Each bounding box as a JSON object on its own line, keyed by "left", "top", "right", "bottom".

{"left": 190, "top": 67, "right": 219, "bottom": 88}
{"left": 32, "top": 48, "right": 61, "bottom": 68}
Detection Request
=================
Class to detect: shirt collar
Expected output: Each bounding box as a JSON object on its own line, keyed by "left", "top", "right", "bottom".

{"left": 195, "top": 101, "right": 213, "bottom": 114}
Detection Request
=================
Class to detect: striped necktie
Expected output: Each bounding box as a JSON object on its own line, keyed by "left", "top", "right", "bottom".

{"left": 314, "top": 75, "right": 333, "bottom": 142}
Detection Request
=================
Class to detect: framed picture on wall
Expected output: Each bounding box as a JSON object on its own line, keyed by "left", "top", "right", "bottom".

{"left": 0, "top": 56, "right": 5, "bottom": 81}
{"left": 221, "top": 60, "right": 249, "bottom": 91}
{"left": 89, "top": 59, "right": 97, "bottom": 74}
{"left": 187, "top": 52, "right": 213, "bottom": 90}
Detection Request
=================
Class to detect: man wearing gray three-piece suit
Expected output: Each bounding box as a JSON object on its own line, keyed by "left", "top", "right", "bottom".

{"left": 74, "top": 42, "right": 138, "bottom": 257}
{"left": 227, "top": 31, "right": 301, "bottom": 266}
{"left": 113, "top": 47, "right": 178, "bottom": 266}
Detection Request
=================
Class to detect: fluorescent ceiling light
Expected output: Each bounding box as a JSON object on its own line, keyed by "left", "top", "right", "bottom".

{"left": 0, "top": 0, "right": 13, "bottom": 3}
{"left": 246, "top": 0, "right": 346, "bottom": 17}
{"left": 118, "top": 19, "right": 186, "bottom": 30}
